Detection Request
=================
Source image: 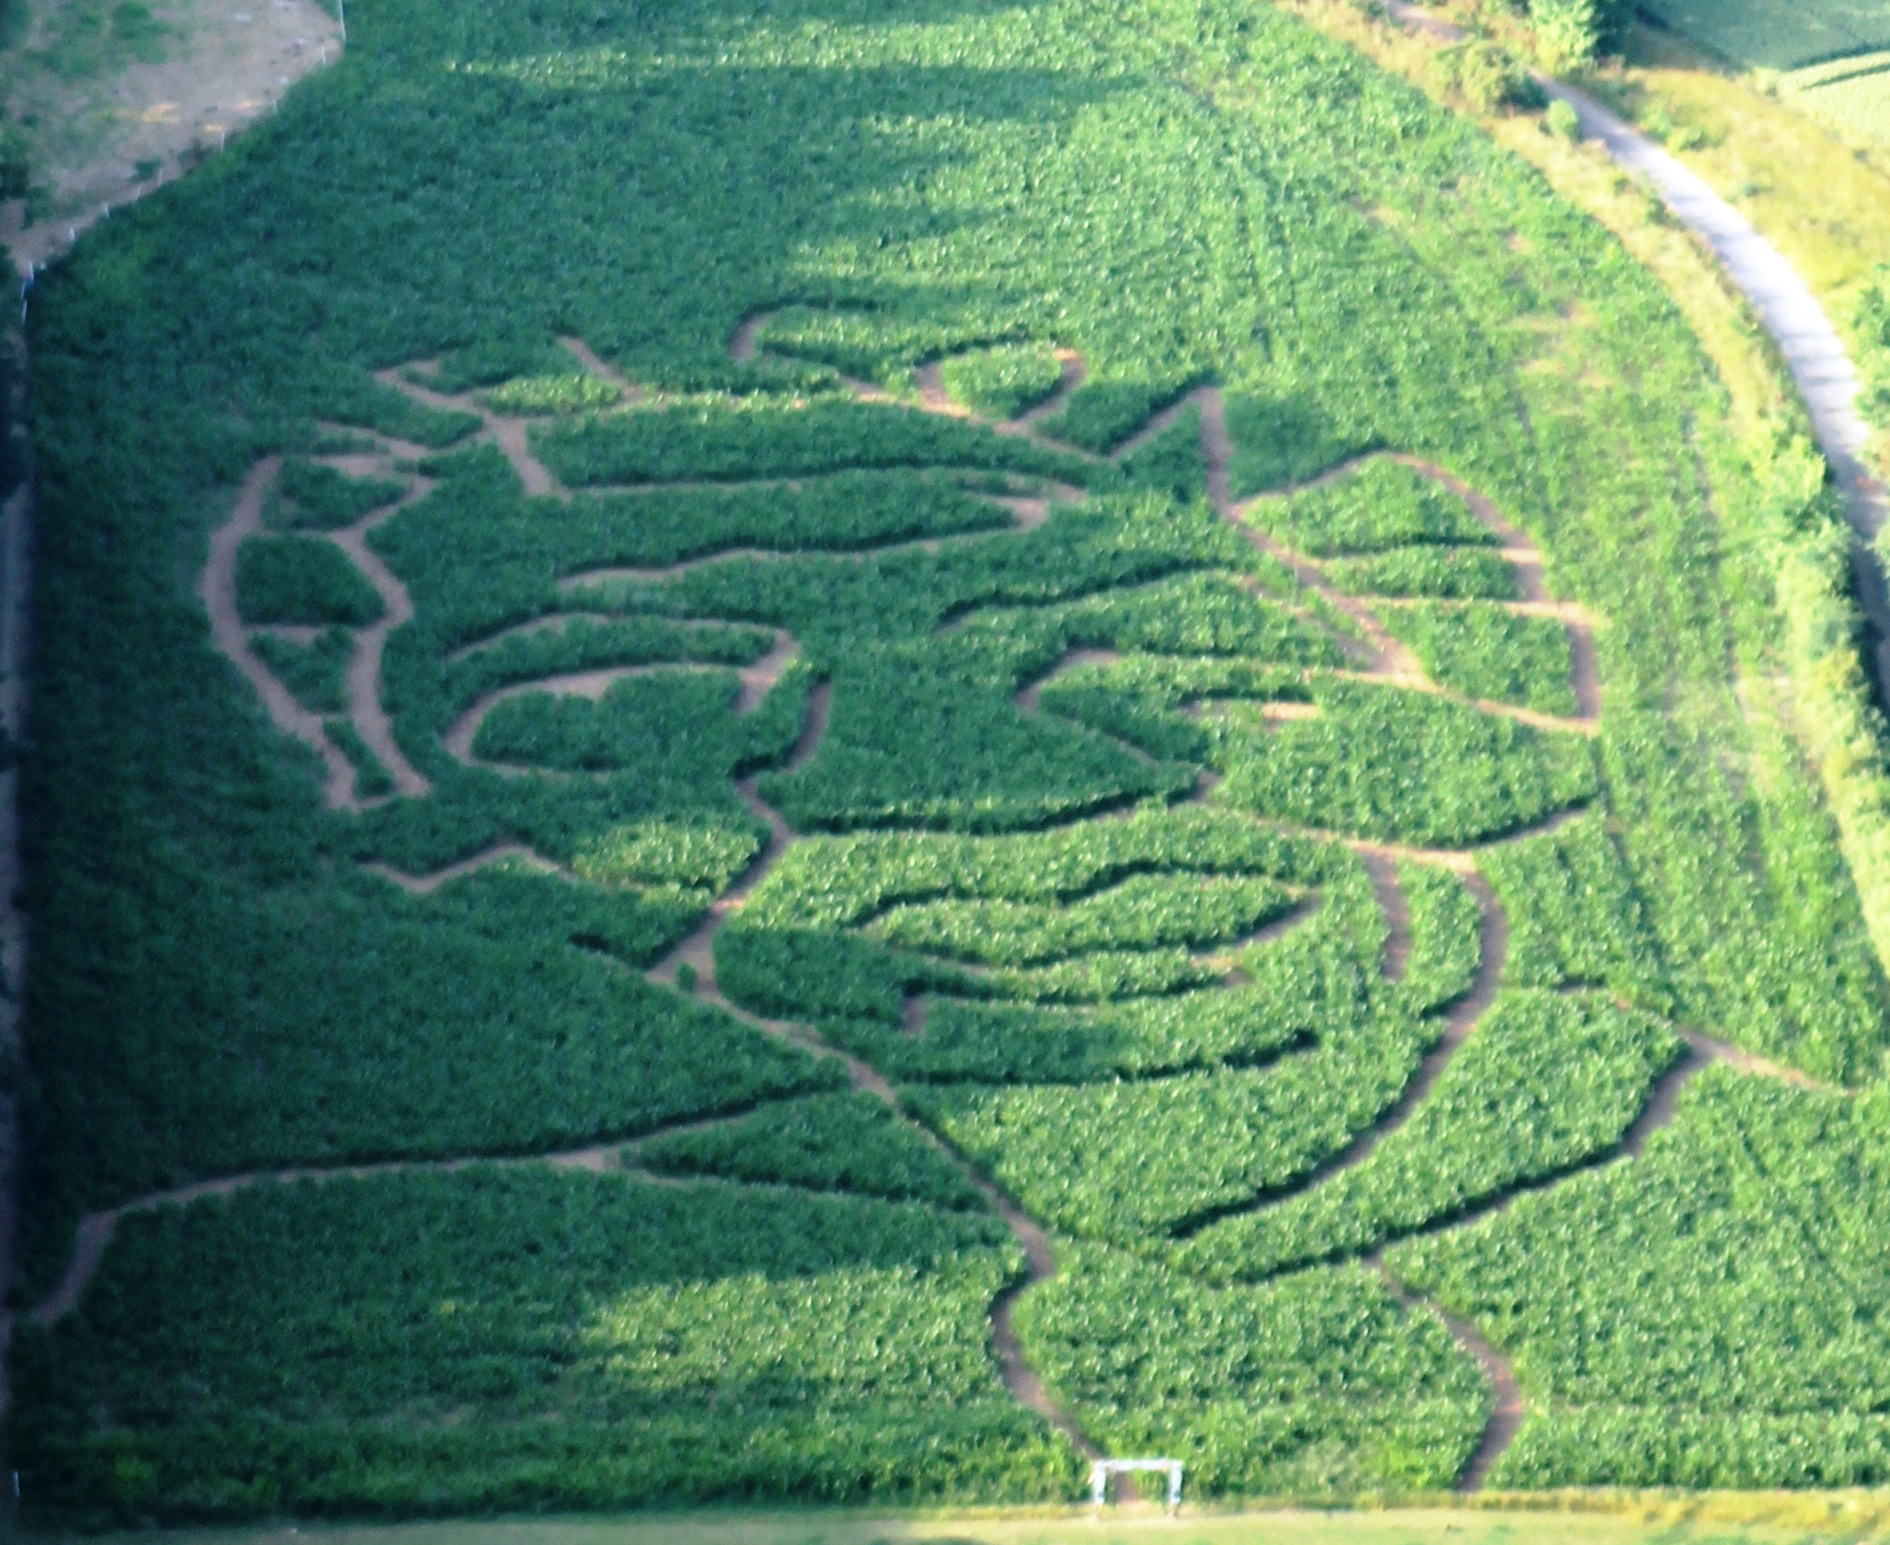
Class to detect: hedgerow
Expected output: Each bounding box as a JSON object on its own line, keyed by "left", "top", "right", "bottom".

{"left": 251, "top": 627, "right": 352, "bottom": 714}
{"left": 1249, "top": 459, "right": 1496, "bottom": 557}
{"left": 637, "top": 1092, "right": 984, "bottom": 1209}
{"left": 912, "top": 1004, "right": 1431, "bottom": 1242}
{"left": 873, "top": 872, "right": 1297, "bottom": 966}
{"left": 1380, "top": 603, "right": 1578, "bottom": 716}
{"left": 939, "top": 344, "right": 1065, "bottom": 420}
{"left": 1480, "top": 809, "right": 1668, "bottom": 1007}
{"left": 274, "top": 458, "right": 406, "bottom": 530}
{"left": 1389, "top": 1072, "right": 1890, "bottom": 1487}
{"left": 1178, "top": 992, "right": 1681, "bottom": 1279}
{"left": 233, "top": 536, "right": 384, "bottom": 627}
{"left": 1015, "top": 1246, "right": 1487, "bottom": 1493}
{"left": 1397, "top": 862, "right": 1483, "bottom": 1015}
{"left": 324, "top": 717, "right": 394, "bottom": 798}
{"left": 1218, "top": 681, "right": 1599, "bottom": 846}
{"left": 10, "top": 1169, "right": 1071, "bottom": 1524}
{"left": 1324, "top": 545, "right": 1520, "bottom": 600}
{"left": 532, "top": 397, "right": 1104, "bottom": 488}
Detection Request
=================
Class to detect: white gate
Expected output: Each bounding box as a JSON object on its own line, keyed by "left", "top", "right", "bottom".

{"left": 1089, "top": 1457, "right": 1184, "bottom": 1512}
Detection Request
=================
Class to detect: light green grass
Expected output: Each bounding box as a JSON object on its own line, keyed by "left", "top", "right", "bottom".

{"left": 30, "top": 1497, "right": 1890, "bottom": 1545}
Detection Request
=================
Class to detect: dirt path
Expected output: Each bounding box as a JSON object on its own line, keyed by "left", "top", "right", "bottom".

{"left": 367, "top": 843, "right": 569, "bottom": 896}
{"left": 377, "top": 368, "right": 565, "bottom": 500}
{"left": 200, "top": 453, "right": 435, "bottom": 807}
{"left": 200, "top": 458, "right": 357, "bottom": 805}
{"left": 28, "top": 1137, "right": 645, "bottom": 1328}
{"left": 329, "top": 495, "right": 432, "bottom": 798}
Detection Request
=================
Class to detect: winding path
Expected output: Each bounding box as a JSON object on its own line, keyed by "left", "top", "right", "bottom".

{"left": 164, "top": 313, "right": 1832, "bottom": 1487}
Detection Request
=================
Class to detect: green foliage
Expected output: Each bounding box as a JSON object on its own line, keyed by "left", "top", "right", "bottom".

{"left": 1440, "top": 41, "right": 1545, "bottom": 113}
{"left": 1017, "top": 1247, "right": 1487, "bottom": 1494}
{"left": 1057, "top": 572, "right": 1345, "bottom": 666}
{"left": 913, "top": 1006, "right": 1433, "bottom": 1242}
{"left": 742, "top": 806, "right": 1338, "bottom": 933}
{"left": 234, "top": 536, "right": 383, "bottom": 627}
{"left": 1039, "top": 380, "right": 1194, "bottom": 453}
{"left": 274, "top": 458, "right": 405, "bottom": 530}
{"left": 1117, "top": 403, "right": 1208, "bottom": 501}
{"left": 940, "top": 343, "right": 1065, "bottom": 419}
{"left": 1224, "top": 391, "right": 1374, "bottom": 497}
{"left": 874, "top": 871, "right": 1296, "bottom": 966}
{"left": 639, "top": 1093, "right": 984, "bottom": 1209}
{"left": 1604, "top": 713, "right": 1888, "bottom": 1084}
{"left": 12, "top": 1169, "right": 1072, "bottom": 1523}
{"left": 1381, "top": 602, "right": 1579, "bottom": 715}
{"left": 422, "top": 338, "right": 578, "bottom": 394}
{"left": 533, "top": 397, "right": 1100, "bottom": 487}
{"left": 1543, "top": 98, "right": 1582, "bottom": 142}
{"left": 1249, "top": 459, "right": 1496, "bottom": 558}
{"left": 325, "top": 717, "right": 395, "bottom": 798}
{"left": 251, "top": 627, "right": 352, "bottom": 714}
{"left": 484, "top": 372, "right": 621, "bottom": 414}
{"left": 472, "top": 669, "right": 749, "bottom": 773}
{"left": 18, "top": 0, "right": 1890, "bottom": 1503}
{"left": 1325, "top": 546, "right": 1520, "bottom": 600}
{"left": 1390, "top": 1072, "right": 1890, "bottom": 1486}
{"left": 1481, "top": 809, "right": 1668, "bottom": 1006}
{"left": 571, "top": 818, "right": 760, "bottom": 892}
{"left": 759, "top": 652, "right": 1193, "bottom": 833}
{"left": 1179, "top": 992, "right": 1681, "bottom": 1278}
{"left": 1529, "top": 0, "right": 1604, "bottom": 72}
{"left": 1218, "top": 681, "right": 1600, "bottom": 847}
{"left": 1398, "top": 862, "right": 1484, "bottom": 1015}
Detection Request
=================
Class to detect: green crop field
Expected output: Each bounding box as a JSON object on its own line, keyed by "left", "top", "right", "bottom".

{"left": 8, "top": 0, "right": 1890, "bottom": 1526}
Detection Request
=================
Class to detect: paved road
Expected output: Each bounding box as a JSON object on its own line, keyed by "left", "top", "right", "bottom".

{"left": 1386, "top": 0, "right": 1890, "bottom": 686}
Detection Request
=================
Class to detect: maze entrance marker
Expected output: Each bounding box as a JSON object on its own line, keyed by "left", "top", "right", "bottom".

{"left": 1090, "top": 1457, "right": 1183, "bottom": 1513}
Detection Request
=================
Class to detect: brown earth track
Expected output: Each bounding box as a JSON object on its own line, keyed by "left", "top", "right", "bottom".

{"left": 558, "top": 337, "right": 644, "bottom": 401}
{"left": 29, "top": 1140, "right": 640, "bottom": 1328}
{"left": 1014, "top": 647, "right": 1123, "bottom": 714}
{"left": 368, "top": 843, "right": 568, "bottom": 896}
{"left": 201, "top": 458, "right": 357, "bottom": 806}
{"left": 177, "top": 332, "right": 1624, "bottom": 1468}
{"left": 1356, "top": 849, "right": 1413, "bottom": 984}
{"left": 330, "top": 493, "right": 434, "bottom": 798}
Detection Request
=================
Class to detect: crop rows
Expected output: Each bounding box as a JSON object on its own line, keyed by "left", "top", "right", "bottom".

{"left": 13, "top": 0, "right": 1890, "bottom": 1516}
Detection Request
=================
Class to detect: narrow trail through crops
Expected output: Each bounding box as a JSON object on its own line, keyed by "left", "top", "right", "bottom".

{"left": 171, "top": 326, "right": 1804, "bottom": 1479}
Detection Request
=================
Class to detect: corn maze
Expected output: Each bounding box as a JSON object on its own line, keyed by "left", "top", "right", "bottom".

{"left": 10, "top": 0, "right": 1890, "bottom": 1521}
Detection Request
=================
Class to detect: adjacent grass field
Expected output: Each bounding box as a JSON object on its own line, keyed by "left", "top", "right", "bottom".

{"left": 1636, "top": 0, "right": 1890, "bottom": 71}
{"left": 9, "top": 0, "right": 1890, "bottom": 1524}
